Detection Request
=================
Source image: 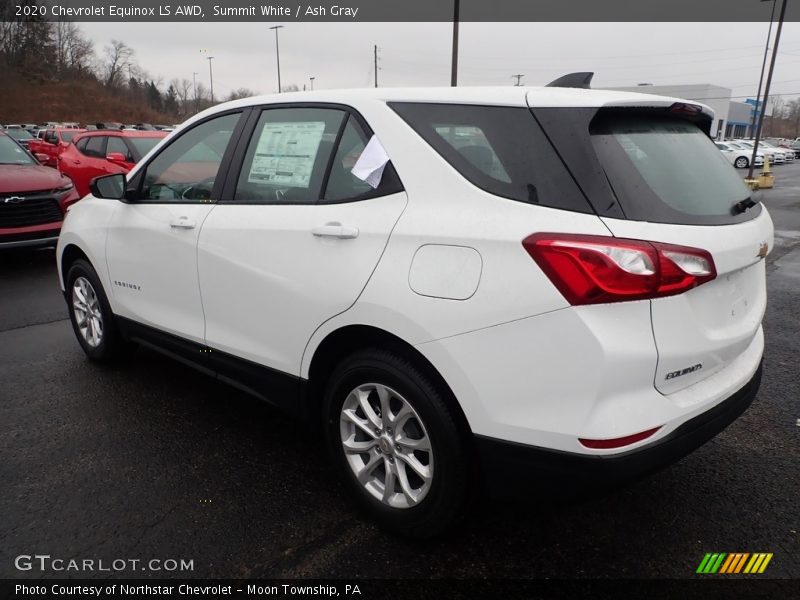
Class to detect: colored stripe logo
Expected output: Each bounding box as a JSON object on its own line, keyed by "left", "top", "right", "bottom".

{"left": 696, "top": 552, "right": 773, "bottom": 574}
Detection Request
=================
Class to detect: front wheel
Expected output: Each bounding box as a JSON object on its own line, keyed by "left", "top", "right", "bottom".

{"left": 734, "top": 156, "right": 749, "bottom": 169}
{"left": 66, "top": 259, "right": 133, "bottom": 362}
{"left": 323, "top": 349, "right": 470, "bottom": 538}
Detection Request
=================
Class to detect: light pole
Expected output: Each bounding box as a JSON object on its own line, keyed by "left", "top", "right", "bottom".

{"left": 309, "top": 76, "right": 315, "bottom": 91}
{"left": 749, "top": 0, "right": 777, "bottom": 140}
{"left": 747, "top": 0, "right": 788, "bottom": 182}
{"left": 270, "top": 25, "right": 284, "bottom": 93}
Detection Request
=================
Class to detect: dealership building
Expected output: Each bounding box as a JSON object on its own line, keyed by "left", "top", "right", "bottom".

{"left": 605, "top": 83, "right": 760, "bottom": 140}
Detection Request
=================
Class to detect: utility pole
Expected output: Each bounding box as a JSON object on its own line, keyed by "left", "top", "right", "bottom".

{"left": 270, "top": 25, "right": 284, "bottom": 93}
{"left": 206, "top": 56, "right": 215, "bottom": 104}
{"left": 192, "top": 72, "right": 198, "bottom": 111}
{"left": 309, "top": 76, "right": 315, "bottom": 91}
{"left": 512, "top": 74, "right": 525, "bottom": 86}
{"left": 450, "top": 0, "right": 459, "bottom": 86}
{"left": 747, "top": 0, "right": 788, "bottom": 182}
{"left": 750, "top": 0, "right": 777, "bottom": 139}
{"left": 374, "top": 45, "right": 379, "bottom": 88}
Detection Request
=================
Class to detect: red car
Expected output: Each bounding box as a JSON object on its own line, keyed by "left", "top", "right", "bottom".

{"left": 58, "top": 130, "right": 167, "bottom": 197}
{"left": 28, "top": 128, "right": 86, "bottom": 168}
{"left": 0, "top": 131, "right": 80, "bottom": 249}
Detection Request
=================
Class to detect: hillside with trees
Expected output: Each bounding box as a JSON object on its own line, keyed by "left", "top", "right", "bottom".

{"left": 0, "top": 4, "right": 255, "bottom": 125}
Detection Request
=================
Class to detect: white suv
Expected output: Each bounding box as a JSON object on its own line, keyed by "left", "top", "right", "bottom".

{"left": 57, "top": 85, "right": 772, "bottom": 536}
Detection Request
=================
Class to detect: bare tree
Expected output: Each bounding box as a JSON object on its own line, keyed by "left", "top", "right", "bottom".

{"left": 54, "top": 21, "right": 93, "bottom": 77}
{"left": 100, "top": 39, "right": 134, "bottom": 89}
{"left": 227, "top": 88, "right": 257, "bottom": 101}
{"left": 172, "top": 78, "right": 194, "bottom": 118}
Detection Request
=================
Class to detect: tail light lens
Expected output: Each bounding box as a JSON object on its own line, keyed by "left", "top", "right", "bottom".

{"left": 522, "top": 233, "right": 716, "bottom": 305}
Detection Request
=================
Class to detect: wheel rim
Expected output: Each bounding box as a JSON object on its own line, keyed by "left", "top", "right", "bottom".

{"left": 72, "top": 276, "right": 103, "bottom": 348}
{"left": 339, "top": 383, "right": 434, "bottom": 509}
{"left": 735, "top": 157, "right": 748, "bottom": 168}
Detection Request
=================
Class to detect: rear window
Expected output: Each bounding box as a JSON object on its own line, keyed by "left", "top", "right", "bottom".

{"left": 389, "top": 103, "right": 592, "bottom": 214}
{"left": 591, "top": 115, "right": 758, "bottom": 225}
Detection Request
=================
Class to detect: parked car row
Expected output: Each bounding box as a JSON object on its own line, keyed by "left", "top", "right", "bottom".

{"left": 716, "top": 138, "right": 795, "bottom": 168}
{"left": 0, "top": 130, "right": 80, "bottom": 249}
{"left": 0, "top": 127, "right": 168, "bottom": 249}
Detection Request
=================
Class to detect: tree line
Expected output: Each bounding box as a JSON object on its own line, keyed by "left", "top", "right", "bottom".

{"left": 0, "top": 4, "right": 257, "bottom": 122}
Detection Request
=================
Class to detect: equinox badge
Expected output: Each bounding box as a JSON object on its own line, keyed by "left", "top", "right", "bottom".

{"left": 666, "top": 364, "right": 703, "bottom": 380}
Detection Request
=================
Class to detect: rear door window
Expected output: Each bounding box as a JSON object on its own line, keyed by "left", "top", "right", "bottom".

{"left": 234, "top": 107, "right": 344, "bottom": 204}
{"left": 107, "top": 136, "right": 133, "bottom": 162}
{"left": 390, "top": 102, "right": 592, "bottom": 213}
{"left": 84, "top": 136, "right": 106, "bottom": 158}
{"left": 591, "top": 115, "right": 757, "bottom": 225}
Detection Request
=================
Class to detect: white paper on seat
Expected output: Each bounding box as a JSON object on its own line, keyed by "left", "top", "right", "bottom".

{"left": 351, "top": 135, "right": 390, "bottom": 188}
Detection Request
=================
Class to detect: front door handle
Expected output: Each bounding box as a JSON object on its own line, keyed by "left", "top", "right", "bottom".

{"left": 311, "top": 222, "right": 359, "bottom": 239}
{"left": 170, "top": 217, "right": 196, "bottom": 229}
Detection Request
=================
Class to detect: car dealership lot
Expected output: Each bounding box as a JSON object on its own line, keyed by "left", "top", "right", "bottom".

{"left": 1, "top": 165, "right": 799, "bottom": 580}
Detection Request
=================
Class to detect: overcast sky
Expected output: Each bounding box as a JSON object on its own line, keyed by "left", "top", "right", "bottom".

{"left": 79, "top": 22, "right": 800, "bottom": 102}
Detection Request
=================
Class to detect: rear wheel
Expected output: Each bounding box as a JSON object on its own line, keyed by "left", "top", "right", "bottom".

{"left": 323, "top": 349, "right": 469, "bottom": 538}
{"left": 734, "top": 156, "right": 749, "bottom": 169}
{"left": 66, "top": 259, "right": 132, "bottom": 362}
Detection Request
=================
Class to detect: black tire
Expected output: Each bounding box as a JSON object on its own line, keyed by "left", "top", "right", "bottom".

{"left": 323, "top": 349, "right": 470, "bottom": 538}
{"left": 734, "top": 156, "right": 749, "bottom": 169}
{"left": 65, "top": 259, "right": 132, "bottom": 363}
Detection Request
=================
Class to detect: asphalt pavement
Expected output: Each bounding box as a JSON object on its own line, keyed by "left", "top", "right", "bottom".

{"left": 1, "top": 165, "right": 799, "bottom": 581}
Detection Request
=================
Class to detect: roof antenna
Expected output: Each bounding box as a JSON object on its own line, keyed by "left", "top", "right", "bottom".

{"left": 545, "top": 72, "right": 594, "bottom": 89}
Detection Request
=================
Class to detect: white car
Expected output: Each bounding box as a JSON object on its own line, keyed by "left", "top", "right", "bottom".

{"left": 57, "top": 84, "right": 772, "bottom": 536}
{"left": 715, "top": 141, "right": 764, "bottom": 169}
{"left": 758, "top": 140, "right": 794, "bottom": 163}
{"left": 734, "top": 139, "right": 785, "bottom": 164}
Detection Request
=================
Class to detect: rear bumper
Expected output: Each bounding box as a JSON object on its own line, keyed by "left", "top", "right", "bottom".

{"left": 475, "top": 362, "right": 762, "bottom": 498}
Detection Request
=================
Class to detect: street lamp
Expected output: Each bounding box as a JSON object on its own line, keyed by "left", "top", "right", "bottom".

{"left": 309, "top": 76, "right": 315, "bottom": 91}
{"left": 269, "top": 25, "right": 284, "bottom": 93}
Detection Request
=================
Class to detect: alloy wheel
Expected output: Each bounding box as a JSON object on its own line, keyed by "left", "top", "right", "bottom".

{"left": 339, "top": 383, "right": 434, "bottom": 509}
{"left": 72, "top": 276, "right": 103, "bottom": 347}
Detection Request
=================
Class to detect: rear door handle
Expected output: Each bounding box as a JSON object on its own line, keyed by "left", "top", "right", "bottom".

{"left": 170, "top": 217, "right": 196, "bottom": 229}
{"left": 311, "top": 222, "right": 359, "bottom": 239}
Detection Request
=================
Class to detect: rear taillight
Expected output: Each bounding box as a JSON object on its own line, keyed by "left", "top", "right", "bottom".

{"left": 522, "top": 233, "right": 716, "bottom": 305}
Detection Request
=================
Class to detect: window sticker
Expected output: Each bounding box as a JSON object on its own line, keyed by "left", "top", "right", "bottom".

{"left": 351, "top": 134, "right": 390, "bottom": 189}
{"left": 248, "top": 121, "right": 326, "bottom": 187}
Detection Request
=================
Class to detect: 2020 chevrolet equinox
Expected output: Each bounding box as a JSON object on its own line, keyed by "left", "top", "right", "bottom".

{"left": 57, "top": 81, "right": 772, "bottom": 536}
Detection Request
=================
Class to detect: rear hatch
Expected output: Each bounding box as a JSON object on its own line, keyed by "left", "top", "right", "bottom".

{"left": 530, "top": 101, "right": 773, "bottom": 394}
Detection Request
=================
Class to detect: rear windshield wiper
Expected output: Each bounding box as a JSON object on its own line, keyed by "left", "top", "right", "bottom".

{"left": 732, "top": 197, "right": 760, "bottom": 215}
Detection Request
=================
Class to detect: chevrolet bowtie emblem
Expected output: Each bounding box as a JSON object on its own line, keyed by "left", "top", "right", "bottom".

{"left": 3, "top": 196, "right": 24, "bottom": 204}
{"left": 757, "top": 242, "right": 769, "bottom": 259}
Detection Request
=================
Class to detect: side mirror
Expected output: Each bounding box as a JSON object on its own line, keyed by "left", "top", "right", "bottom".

{"left": 34, "top": 153, "right": 50, "bottom": 164}
{"left": 90, "top": 173, "right": 127, "bottom": 200}
{"left": 106, "top": 152, "right": 128, "bottom": 165}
